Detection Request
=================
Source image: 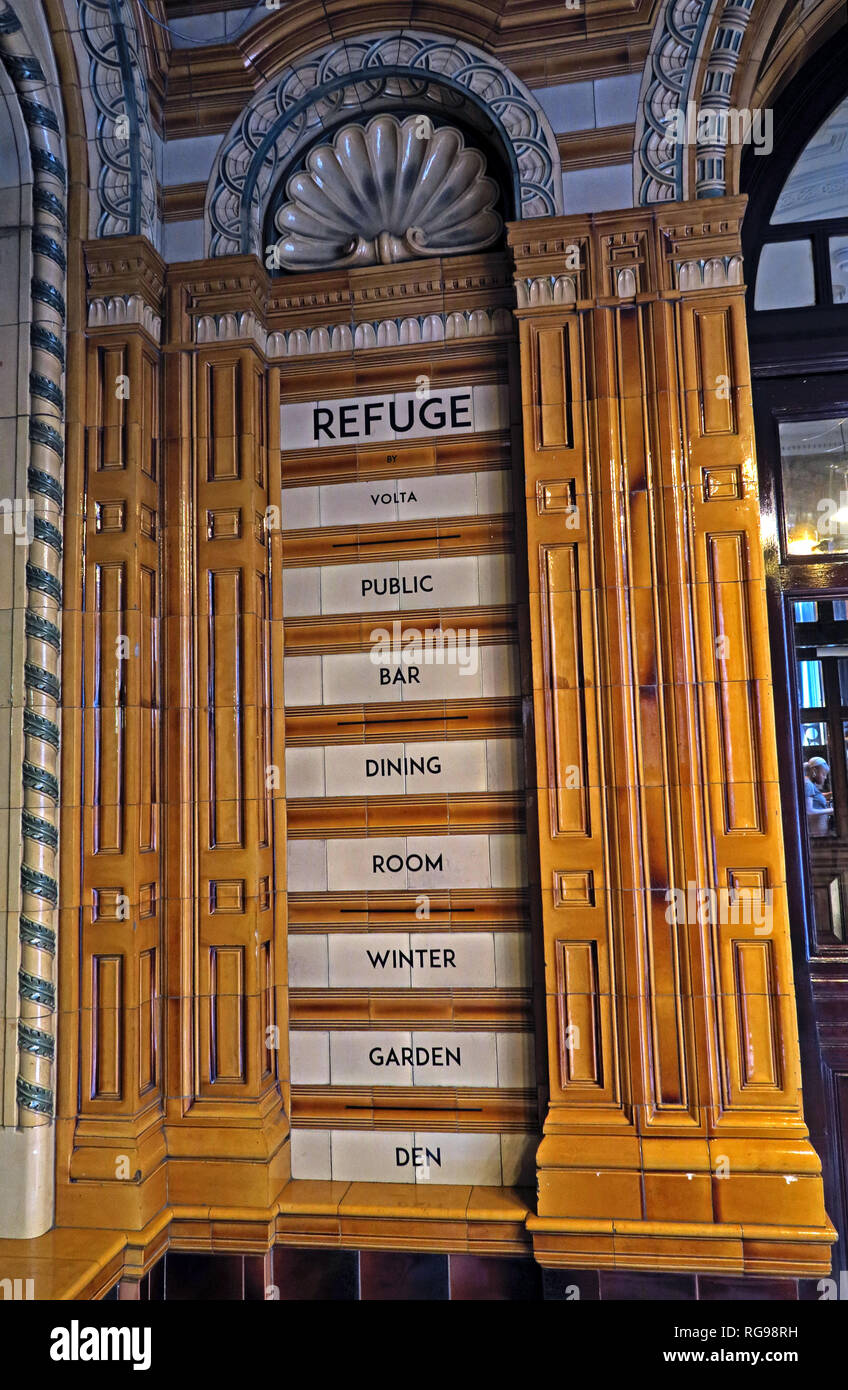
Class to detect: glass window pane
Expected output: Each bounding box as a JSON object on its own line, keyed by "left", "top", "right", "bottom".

{"left": 835, "top": 602, "right": 848, "bottom": 621}
{"left": 801, "top": 719, "right": 828, "bottom": 747}
{"left": 799, "top": 660, "right": 824, "bottom": 707}
{"left": 829, "top": 234, "right": 848, "bottom": 304}
{"left": 779, "top": 417, "right": 848, "bottom": 555}
{"left": 794, "top": 600, "right": 818, "bottom": 622}
{"left": 754, "top": 240, "right": 815, "bottom": 309}
{"left": 771, "top": 94, "right": 848, "bottom": 224}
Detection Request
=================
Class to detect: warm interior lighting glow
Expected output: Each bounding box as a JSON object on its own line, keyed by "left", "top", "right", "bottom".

{"left": 787, "top": 519, "right": 820, "bottom": 553}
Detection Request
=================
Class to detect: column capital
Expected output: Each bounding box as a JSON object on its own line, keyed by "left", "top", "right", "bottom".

{"left": 507, "top": 195, "right": 749, "bottom": 306}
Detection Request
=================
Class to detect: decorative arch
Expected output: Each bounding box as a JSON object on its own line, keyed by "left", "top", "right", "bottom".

{"left": 71, "top": 0, "right": 158, "bottom": 243}
{"left": 635, "top": 0, "right": 716, "bottom": 204}
{"left": 0, "top": 0, "right": 67, "bottom": 1132}
{"left": 635, "top": 0, "right": 845, "bottom": 205}
{"left": 205, "top": 31, "right": 563, "bottom": 258}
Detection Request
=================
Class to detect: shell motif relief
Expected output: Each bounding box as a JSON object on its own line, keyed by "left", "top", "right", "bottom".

{"left": 272, "top": 114, "right": 503, "bottom": 269}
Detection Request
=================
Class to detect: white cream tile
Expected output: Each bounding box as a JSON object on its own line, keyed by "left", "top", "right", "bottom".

{"left": 318, "top": 739, "right": 489, "bottom": 795}
{"left": 496, "top": 1033, "right": 536, "bottom": 1087}
{"left": 488, "top": 833, "right": 528, "bottom": 888}
{"left": 324, "top": 742, "right": 404, "bottom": 796}
{"left": 286, "top": 839, "right": 328, "bottom": 892}
{"left": 318, "top": 834, "right": 522, "bottom": 889}
{"left": 287, "top": 645, "right": 520, "bottom": 708}
{"left": 411, "top": 1032, "right": 497, "bottom": 1087}
{"left": 319, "top": 649, "right": 483, "bottom": 705}
{"left": 329, "top": 1030, "right": 413, "bottom": 1085}
{"left": 312, "top": 555, "right": 492, "bottom": 616}
{"left": 320, "top": 477, "right": 396, "bottom": 526}
{"left": 404, "top": 472, "right": 477, "bottom": 518}
{"left": 410, "top": 932, "right": 496, "bottom": 988}
{"left": 413, "top": 1131, "right": 502, "bottom": 1185}
{"left": 283, "top": 470, "right": 507, "bottom": 530}
{"left": 283, "top": 656, "right": 322, "bottom": 706}
{"left": 280, "top": 401, "right": 318, "bottom": 452}
{"left": 486, "top": 737, "right": 524, "bottom": 791}
{"left": 280, "top": 486, "right": 321, "bottom": 530}
{"left": 289, "top": 1030, "right": 330, "bottom": 1085}
{"left": 320, "top": 651, "right": 392, "bottom": 705}
{"left": 475, "top": 469, "right": 512, "bottom": 515}
{"left": 324, "top": 834, "right": 499, "bottom": 891}
{"left": 282, "top": 566, "right": 322, "bottom": 617}
{"left": 289, "top": 1128, "right": 332, "bottom": 1181}
{"left": 473, "top": 383, "right": 510, "bottom": 433}
{"left": 494, "top": 932, "right": 533, "bottom": 988}
{"left": 391, "top": 388, "right": 474, "bottom": 439}
{"left": 285, "top": 746, "right": 325, "bottom": 798}
{"left": 327, "top": 933, "right": 412, "bottom": 988}
{"left": 281, "top": 388, "right": 509, "bottom": 452}
{"left": 399, "top": 651, "right": 483, "bottom": 700}
{"left": 326, "top": 836, "right": 402, "bottom": 890}
{"left": 477, "top": 553, "right": 515, "bottom": 605}
{"left": 500, "top": 1133, "right": 538, "bottom": 1186}
{"left": 402, "top": 740, "right": 487, "bottom": 794}
{"left": 287, "top": 935, "right": 329, "bottom": 987}
{"left": 321, "top": 560, "right": 400, "bottom": 614}
{"left": 481, "top": 644, "right": 520, "bottom": 696}
{"left": 330, "top": 1129, "right": 416, "bottom": 1183}
{"left": 400, "top": 554, "right": 481, "bottom": 608}
{"left": 405, "top": 835, "right": 491, "bottom": 889}
{"left": 316, "top": 393, "right": 395, "bottom": 444}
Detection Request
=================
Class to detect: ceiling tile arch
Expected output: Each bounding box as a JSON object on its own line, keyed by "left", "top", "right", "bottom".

{"left": 203, "top": 29, "right": 564, "bottom": 259}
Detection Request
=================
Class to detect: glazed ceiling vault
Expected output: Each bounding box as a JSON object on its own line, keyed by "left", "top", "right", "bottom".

{"left": 64, "top": 0, "right": 848, "bottom": 261}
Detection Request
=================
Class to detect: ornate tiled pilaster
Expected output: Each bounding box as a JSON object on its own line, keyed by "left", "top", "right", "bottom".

{"left": 509, "top": 199, "right": 836, "bottom": 1274}
{"left": 55, "top": 235, "right": 167, "bottom": 1231}
{"left": 160, "top": 259, "right": 289, "bottom": 1210}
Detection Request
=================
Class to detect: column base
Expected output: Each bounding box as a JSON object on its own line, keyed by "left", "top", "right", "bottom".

{"left": 531, "top": 1132, "right": 836, "bottom": 1275}
{"left": 58, "top": 1113, "right": 168, "bottom": 1231}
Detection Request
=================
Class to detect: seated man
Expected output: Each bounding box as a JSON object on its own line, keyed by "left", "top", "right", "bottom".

{"left": 804, "top": 756, "right": 833, "bottom": 836}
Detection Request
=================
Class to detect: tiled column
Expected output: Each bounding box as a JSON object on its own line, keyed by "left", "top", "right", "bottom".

{"left": 161, "top": 263, "right": 288, "bottom": 1213}
{"left": 509, "top": 200, "right": 836, "bottom": 1275}
{"left": 56, "top": 238, "right": 168, "bottom": 1231}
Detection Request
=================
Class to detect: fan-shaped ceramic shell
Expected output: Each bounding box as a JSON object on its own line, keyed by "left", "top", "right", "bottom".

{"left": 272, "top": 114, "right": 502, "bottom": 269}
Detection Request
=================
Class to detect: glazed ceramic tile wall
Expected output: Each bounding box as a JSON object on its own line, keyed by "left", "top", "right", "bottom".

{"left": 281, "top": 364, "right": 538, "bottom": 1188}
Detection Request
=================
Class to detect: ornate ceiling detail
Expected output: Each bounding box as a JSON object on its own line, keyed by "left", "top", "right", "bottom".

{"left": 75, "top": 0, "right": 158, "bottom": 243}
{"left": 694, "top": 0, "right": 756, "bottom": 199}
{"left": 206, "top": 30, "right": 562, "bottom": 258}
{"left": 636, "top": 0, "right": 758, "bottom": 204}
{"left": 636, "top": 0, "right": 713, "bottom": 204}
{"left": 272, "top": 115, "right": 502, "bottom": 270}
